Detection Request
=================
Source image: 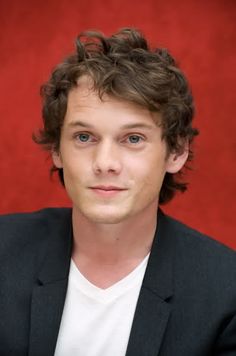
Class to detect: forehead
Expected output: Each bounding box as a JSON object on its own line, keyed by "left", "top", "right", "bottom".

{"left": 65, "top": 77, "right": 161, "bottom": 127}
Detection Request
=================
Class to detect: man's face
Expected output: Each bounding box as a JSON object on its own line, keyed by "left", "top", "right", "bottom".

{"left": 53, "top": 78, "right": 187, "bottom": 224}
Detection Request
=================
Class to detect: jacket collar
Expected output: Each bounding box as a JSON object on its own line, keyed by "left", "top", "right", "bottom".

{"left": 125, "top": 209, "right": 175, "bottom": 356}
{"left": 29, "top": 208, "right": 175, "bottom": 356}
{"left": 29, "top": 208, "right": 73, "bottom": 356}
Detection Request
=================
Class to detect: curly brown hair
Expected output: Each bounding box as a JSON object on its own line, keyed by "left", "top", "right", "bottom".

{"left": 34, "top": 28, "right": 198, "bottom": 204}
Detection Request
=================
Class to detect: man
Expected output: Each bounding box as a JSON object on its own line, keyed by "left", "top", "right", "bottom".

{"left": 0, "top": 29, "right": 235, "bottom": 356}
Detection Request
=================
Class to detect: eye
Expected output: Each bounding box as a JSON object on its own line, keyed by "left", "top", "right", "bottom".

{"left": 73, "top": 133, "right": 93, "bottom": 143}
{"left": 127, "top": 135, "right": 143, "bottom": 144}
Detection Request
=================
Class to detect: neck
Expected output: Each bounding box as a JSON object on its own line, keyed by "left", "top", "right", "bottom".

{"left": 71, "top": 206, "right": 158, "bottom": 265}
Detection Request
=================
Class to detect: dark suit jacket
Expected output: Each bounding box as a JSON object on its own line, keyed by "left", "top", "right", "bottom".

{"left": 0, "top": 208, "right": 236, "bottom": 356}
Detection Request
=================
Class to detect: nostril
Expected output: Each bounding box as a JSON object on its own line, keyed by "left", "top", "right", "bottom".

{"left": 93, "top": 159, "right": 122, "bottom": 175}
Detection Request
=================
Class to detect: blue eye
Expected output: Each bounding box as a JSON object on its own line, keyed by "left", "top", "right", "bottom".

{"left": 128, "top": 135, "right": 142, "bottom": 144}
{"left": 77, "top": 133, "right": 90, "bottom": 142}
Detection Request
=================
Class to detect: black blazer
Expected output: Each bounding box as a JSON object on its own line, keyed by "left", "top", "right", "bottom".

{"left": 0, "top": 208, "right": 236, "bottom": 356}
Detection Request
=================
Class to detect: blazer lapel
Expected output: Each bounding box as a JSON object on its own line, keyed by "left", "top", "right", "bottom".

{"left": 28, "top": 208, "right": 175, "bottom": 356}
{"left": 126, "top": 210, "right": 175, "bottom": 356}
{"left": 28, "top": 209, "right": 72, "bottom": 356}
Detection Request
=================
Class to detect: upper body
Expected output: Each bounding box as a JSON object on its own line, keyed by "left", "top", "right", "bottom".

{"left": 0, "top": 208, "right": 236, "bottom": 356}
{"left": 1, "top": 28, "right": 235, "bottom": 355}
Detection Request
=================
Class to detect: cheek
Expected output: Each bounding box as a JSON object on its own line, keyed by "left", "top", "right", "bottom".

{"left": 126, "top": 153, "right": 166, "bottom": 184}
{"left": 62, "top": 155, "right": 87, "bottom": 183}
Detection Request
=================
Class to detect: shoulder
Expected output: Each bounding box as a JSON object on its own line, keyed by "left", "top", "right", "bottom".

{"left": 161, "top": 212, "right": 236, "bottom": 291}
{"left": 0, "top": 207, "right": 72, "bottom": 252}
{"left": 0, "top": 207, "right": 71, "bottom": 223}
{"left": 0, "top": 208, "right": 72, "bottom": 294}
{"left": 163, "top": 212, "right": 235, "bottom": 257}
{"left": 0, "top": 207, "right": 71, "bottom": 227}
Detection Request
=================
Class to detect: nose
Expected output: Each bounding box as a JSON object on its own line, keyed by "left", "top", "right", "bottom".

{"left": 92, "top": 139, "right": 122, "bottom": 175}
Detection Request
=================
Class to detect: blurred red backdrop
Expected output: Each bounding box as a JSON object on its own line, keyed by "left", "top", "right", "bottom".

{"left": 0, "top": 0, "right": 235, "bottom": 248}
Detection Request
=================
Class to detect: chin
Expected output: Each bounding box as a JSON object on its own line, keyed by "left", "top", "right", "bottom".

{"left": 80, "top": 208, "right": 130, "bottom": 225}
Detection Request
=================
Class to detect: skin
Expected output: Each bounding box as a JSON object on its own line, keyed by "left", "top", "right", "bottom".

{"left": 52, "top": 77, "right": 188, "bottom": 288}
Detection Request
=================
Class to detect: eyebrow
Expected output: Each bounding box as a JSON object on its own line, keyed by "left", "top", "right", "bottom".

{"left": 67, "top": 120, "right": 93, "bottom": 128}
{"left": 67, "top": 120, "right": 155, "bottom": 130}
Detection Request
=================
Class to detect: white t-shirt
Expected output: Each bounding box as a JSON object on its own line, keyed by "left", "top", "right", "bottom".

{"left": 54, "top": 255, "right": 149, "bottom": 356}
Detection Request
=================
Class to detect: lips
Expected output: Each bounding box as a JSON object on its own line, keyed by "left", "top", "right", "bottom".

{"left": 90, "top": 185, "right": 125, "bottom": 191}
{"left": 89, "top": 185, "right": 127, "bottom": 196}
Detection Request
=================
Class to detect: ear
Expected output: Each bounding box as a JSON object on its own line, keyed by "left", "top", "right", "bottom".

{"left": 166, "top": 144, "right": 189, "bottom": 174}
{"left": 52, "top": 150, "right": 63, "bottom": 168}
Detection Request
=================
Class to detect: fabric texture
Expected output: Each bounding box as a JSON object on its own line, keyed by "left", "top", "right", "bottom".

{"left": 0, "top": 208, "right": 236, "bottom": 355}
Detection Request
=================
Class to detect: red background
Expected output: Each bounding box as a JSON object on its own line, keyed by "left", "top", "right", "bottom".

{"left": 0, "top": 0, "right": 235, "bottom": 248}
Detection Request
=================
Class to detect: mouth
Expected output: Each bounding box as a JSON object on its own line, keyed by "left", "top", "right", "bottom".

{"left": 89, "top": 185, "right": 127, "bottom": 196}
{"left": 90, "top": 185, "right": 126, "bottom": 191}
